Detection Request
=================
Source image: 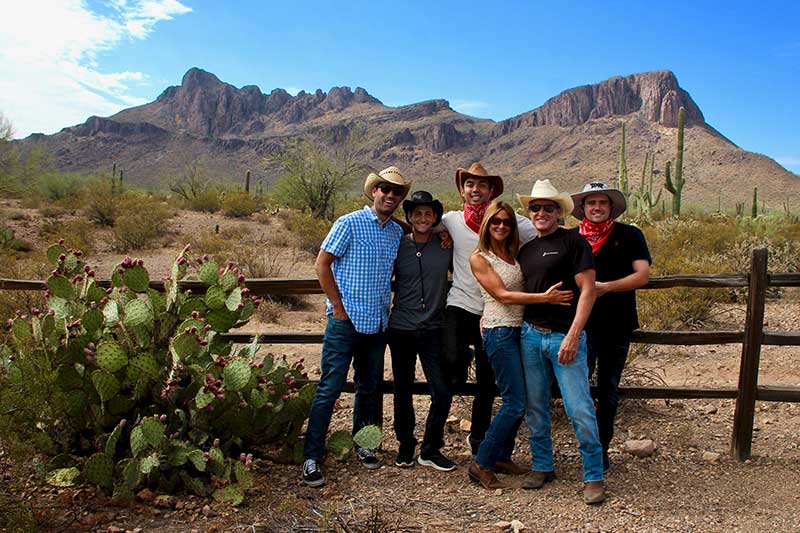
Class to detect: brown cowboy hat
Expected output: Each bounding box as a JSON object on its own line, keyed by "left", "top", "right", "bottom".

{"left": 454, "top": 162, "right": 504, "bottom": 200}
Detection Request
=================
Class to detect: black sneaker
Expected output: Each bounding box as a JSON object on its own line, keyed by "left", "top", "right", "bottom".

{"left": 355, "top": 446, "right": 381, "bottom": 470}
{"left": 395, "top": 444, "right": 415, "bottom": 468}
{"left": 417, "top": 450, "right": 457, "bottom": 472}
{"left": 302, "top": 459, "right": 325, "bottom": 487}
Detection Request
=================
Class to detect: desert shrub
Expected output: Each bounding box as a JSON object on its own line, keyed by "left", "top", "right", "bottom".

{"left": 83, "top": 178, "right": 119, "bottom": 226}
{"left": 112, "top": 194, "right": 173, "bottom": 250}
{"left": 0, "top": 244, "right": 314, "bottom": 504}
{"left": 38, "top": 218, "right": 97, "bottom": 255}
{"left": 30, "top": 172, "right": 86, "bottom": 204}
{"left": 222, "top": 191, "right": 259, "bottom": 218}
{"left": 284, "top": 210, "right": 331, "bottom": 254}
{"left": 186, "top": 226, "right": 248, "bottom": 256}
{"left": 184, "top": 188, "right": 223, "bottom": 213}
{"left": 0, "top": 225, "right": 31, "bottom": 253}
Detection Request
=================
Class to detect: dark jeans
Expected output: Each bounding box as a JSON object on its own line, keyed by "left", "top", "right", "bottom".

{"left": 303, "top": 317, "right": 386, "bottom": 462}
{"left": 586, "top": 330, "right": 631, "bottom": 452}
{"left": 443, "top": 305, "right": 518, "bottom": 456}
{"left": 388, "top": 327, "right": 453, "bottom": 455}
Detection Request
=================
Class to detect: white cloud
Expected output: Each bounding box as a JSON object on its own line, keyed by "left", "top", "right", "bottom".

{"left": 0, "top": 0, "right": 191, "bottom": 137}
{"left": 451, "top": 99, "right": 491, "bottom": 116}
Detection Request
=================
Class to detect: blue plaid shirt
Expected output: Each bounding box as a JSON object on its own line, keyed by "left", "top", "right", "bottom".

{"left": 321, "top": 206, "right": 403, "bottom": 334}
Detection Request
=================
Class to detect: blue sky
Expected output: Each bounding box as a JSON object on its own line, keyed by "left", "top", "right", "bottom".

{"left": 2, "top": 0, "right": 798, "bottom": 172}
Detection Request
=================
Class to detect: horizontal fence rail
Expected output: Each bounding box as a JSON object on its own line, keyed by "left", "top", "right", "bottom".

{"left": 1, "top": 248, "right": 798, "bottom": 460}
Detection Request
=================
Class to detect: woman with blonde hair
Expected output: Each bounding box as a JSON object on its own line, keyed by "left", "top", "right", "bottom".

{"left": 467, "top": 201, "right": 573, "bottom": 489}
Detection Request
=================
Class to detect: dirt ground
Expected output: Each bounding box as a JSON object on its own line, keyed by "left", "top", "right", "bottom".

{"left": 1, "top": 202, "right": 799, "bottom": 532}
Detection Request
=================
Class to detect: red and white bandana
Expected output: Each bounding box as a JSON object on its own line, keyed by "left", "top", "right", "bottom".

{"left": 464, "top": 202, "right": 490, "bottom": 233}
{"left": 579, "top": 218, "right": 615, "bottom": 255}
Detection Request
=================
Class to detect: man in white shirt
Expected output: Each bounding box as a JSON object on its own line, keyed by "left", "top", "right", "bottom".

{"left": 440, "top": 163, "right": 536, "bottom": 473}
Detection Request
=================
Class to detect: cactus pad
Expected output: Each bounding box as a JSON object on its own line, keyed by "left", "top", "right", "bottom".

{"left": 47, "top": 296, "right": 68, "bottom": 319}
{"left": 220, "top": 271, "right": 238, "bottom": 292}
{"left": 178, "top": 298, "right": 207, "bottom": 319}
{"left": 199, "top": 261, "right": 219, "bottom": 285}
{"left": 106, "top": 423, "right": 123, "bottom": 457}
{"left": 195, "top": 389, "right": 214, "bottom": 409}
{"left": 91, "top": 370, "right": 120, "bottom": 402}
{"left": 208, "top": 446, "right": 224, "bottom": 466}
{"left": 46, "top": 467, "right": 81, "bottom": 487}
{"left": 213, "top": 484, "right": 244, "bottom": 506}
{"left": 10, "top": 317, "right": 32, "bottom": 345}
{"left": 123, "top": 265, "right": 150, "bottom": 293}
{"left": 82, "top": 308, "right": 104, "bottom": 333}
{"left": 84, "top": 452, "right": 114, "bottom": 488}
{"left": 124, "top": 299, "right": 152, "bottom": 328}
{"left": 47, "top": 275, "right": 75, "bottom": 300}
{"left": 223, "top": 359, "right": 251, "bottom": 391}
{"left": 171, "top": 332, "right": 200, "bottom": 359}
{"left": 64, "top": 390, "right": 87, "bottom": 417}
{"left": 139, "top": 452, "right": 160, "bottom": 474}
{"left": 205, "top": 285, "right": 227, "bottom": 310}
{"left": 95, "top": 341, "right": 128, "bottom": 373}
{"left": 108, "top": 395, "right": 134, "bottom": 415}
{"left": 122, "top": 459, "right": 140, "bottom": 489}
{"left": 130, "top": 426, "right": 147, "bottom": 457}
{"left": 46, "top": 244, "right": 68, "bottom": 266}
{"left": 234, "top": 461, "right": 254, "bottom": 489}
{"left": 328, "top": 430, "right": 355, "bottom": 460}
{"left": 103, "top": 301, "right": 119, "bottom": 327}
{"left": 56, "top": 366, "right": 83, "bottom": 391}
{"left": 86, "top": 281, "right": 107, "bottom": 303}
{"left": 141, "top": 417, "right": 166, "bottom": 447}
{"left": 248, "top": 388, "right": 269, "bottom": 408}
{"left": 205, "top": 309, "right": 238, "bottom": 332}
{"left": 187, "top": 449, "right": 206, "bottom": 472}
{"left": 353, "top": 424, "right": 383, "bottom": 451}
{"left": 225, "top": 287, "right": 242, "bottom": 311}
{"left": 298, "top": 383, "right": 317, "bottom": 403}
{"left": 129, "top": 354, "right": 159, "bottom": 380}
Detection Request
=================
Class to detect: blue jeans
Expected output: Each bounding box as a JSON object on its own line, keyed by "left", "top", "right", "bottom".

{"left": 475, "top": 327, "right": 526, "bottom": 470}
{"left": 303, "top": 317, "right": 386, "bottom": 462}
{"left": 520, "top": 323, "right": 603, "bottom": 482}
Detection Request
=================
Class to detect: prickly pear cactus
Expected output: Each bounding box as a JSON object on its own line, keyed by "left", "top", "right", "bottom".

{"left": 353, "top": 424, "right": 383, "bottom": 451}
{"left": 3, "top": 242, "right": 313, "bottom": 504}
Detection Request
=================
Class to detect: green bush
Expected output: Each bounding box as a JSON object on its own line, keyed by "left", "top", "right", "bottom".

{"left": 38, "top": 218, "right": 98, "bottom": 255}
{"left": 0, "top": 244, "right": 314, "bottom": 504}
{"left": 184, "top": 189, "right": 222, "bottom": 213}
{"left": 284, "top": 210, "right": 332, "bottom": 254}
{"left": 83, "top": 178, "right": 119, "bottom": 226}
{"left": 222, "top": 191, "right": 259, "bottom": 218}
{"left": 112, "top": 194, "right": 173, "bottom": 250}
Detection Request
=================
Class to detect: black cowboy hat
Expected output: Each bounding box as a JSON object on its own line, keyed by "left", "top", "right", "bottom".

{"left": 402, "top": 190, "right": 444, "bottom": 227}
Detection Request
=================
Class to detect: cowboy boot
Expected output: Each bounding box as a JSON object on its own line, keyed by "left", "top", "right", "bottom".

{"left": 468, "top": 461, "right": 509, "bottom": 490}
{"left": 493, "top": 459, "right": 529, "bottom": 476}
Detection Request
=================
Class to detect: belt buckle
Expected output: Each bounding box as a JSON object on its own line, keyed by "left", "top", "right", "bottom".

{"left": 533, "top": 324, "right": 552, "bottom": 334}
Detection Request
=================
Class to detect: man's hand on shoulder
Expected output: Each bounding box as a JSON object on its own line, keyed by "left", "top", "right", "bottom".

{"left": 439, "top": 229, "right": 453, "bottom": 249}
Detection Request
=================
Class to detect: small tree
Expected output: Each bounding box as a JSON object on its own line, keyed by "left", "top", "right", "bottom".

{"left": 269, "top": 126, "right": 367, "bottom": 221}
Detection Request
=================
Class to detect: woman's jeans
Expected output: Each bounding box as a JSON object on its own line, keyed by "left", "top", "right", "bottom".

{"left": 520, "top": 322, "right": 603, "bottom": 482}
{"left": 388, "top": 327, "right": 453, "bottom": 456}
{"left": 303, "top": 317, "right": 386, "bottom": 462}
{"left": 475, "top": 326, "right": 525, "bottom": 470}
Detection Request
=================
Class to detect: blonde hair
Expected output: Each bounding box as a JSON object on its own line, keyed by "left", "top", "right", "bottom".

{"left": 474, "top": 201, "right": 520, "bottom": 258}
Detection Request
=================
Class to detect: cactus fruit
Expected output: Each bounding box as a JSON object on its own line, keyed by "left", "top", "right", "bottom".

{"left": 84, "top": 453, "right": 114, "bottom": 488}
{"left": 223, "top": 359, "right": 251, "bottom": 391}
{"left": 95, "top": 341, "right": 128, "bottom": 373}
{"left": 353, "top": 424, "right": 383, "bottom": 450}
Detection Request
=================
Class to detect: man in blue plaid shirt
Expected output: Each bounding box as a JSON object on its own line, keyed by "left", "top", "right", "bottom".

{"left": 302, "top": 166, "right": 412, "bottom": 487}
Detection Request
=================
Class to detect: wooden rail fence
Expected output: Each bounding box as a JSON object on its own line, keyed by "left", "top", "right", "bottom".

{"left": 2, "top": 248, "right": 799, "bottom": 460}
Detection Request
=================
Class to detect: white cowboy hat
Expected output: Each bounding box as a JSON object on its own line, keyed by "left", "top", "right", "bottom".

{"left": 363, "top": 166, "right": 412, "bottom": 200}
{"left": 516, "top": 179, "right": 574, "bottom": 214}
{"left": 570, "top": 182, "right": 627, "bottom": 220}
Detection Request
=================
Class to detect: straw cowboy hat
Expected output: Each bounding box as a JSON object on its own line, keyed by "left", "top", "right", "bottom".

{"left": 516, "top": 179, "right": 574, "bottom": 214}
{"left": 363, "top": 166, "right": 412, "bottom": 200}
{"left": 402, "top": 190, "right": 444, "bottom": 227}
{"left": 455, "top": 162, "right": 504, "bottom": 200}
{"left": 570, "top": 182, "right": 627, "bottom": 220}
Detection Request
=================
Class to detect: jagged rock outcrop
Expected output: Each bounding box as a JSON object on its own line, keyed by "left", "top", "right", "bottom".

{"left": 420, "top": 122, "right": 462, "bottom": 153}
{"left": 492, "top": 70, "right": 704, "bottom": 137}
{"left": 67, "top": 116, "right": 169, "bottom": 140}
{"left": 392, "top": 100, "right": 452, "bottom": 121}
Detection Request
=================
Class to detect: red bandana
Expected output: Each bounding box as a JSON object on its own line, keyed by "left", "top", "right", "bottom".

{"left": 464, "top": 202, "right": 489, "bottom": 233}
{"left": 579, "top": 218, "right": 615, "bottom": 255}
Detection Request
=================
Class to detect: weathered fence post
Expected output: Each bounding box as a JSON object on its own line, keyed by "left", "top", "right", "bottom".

{"left": 731, "top": 247, "right": 768, "bottom": 460}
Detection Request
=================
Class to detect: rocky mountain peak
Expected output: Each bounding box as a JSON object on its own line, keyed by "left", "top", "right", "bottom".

{"left": 493, "top": 70, "right": 705, "bottom": 137}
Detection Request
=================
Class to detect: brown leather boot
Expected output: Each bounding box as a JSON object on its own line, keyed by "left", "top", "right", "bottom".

{"left": 493, "top": 459, "right": 528, "bottom": 476}
{"left": 583, "top": 480, "right": 606, "bottom": 505}
{"left": 521, "top": 470, "right": 556, "bottom": 489}
{"left": 468, "top": 461, "right": 509, "bottom": 490}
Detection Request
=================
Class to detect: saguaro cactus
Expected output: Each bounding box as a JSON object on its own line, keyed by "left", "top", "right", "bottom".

{"left": 751, "top": 187, "right": 758, "bottom": 218}
{"left": 664, "top": 106, "right": 686, "bottom": 216}
{"left": 618, "top": 122, "right": 629, "bottom": 198}
{"left": 245, "top": 170, "right": 251, "bottom": 194}
{"left": 635, "top": 152, "right": 662, "bottom": 218}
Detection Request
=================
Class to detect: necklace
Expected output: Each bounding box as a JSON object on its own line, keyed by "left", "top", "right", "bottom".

{"left": 412, "top": 233, "right": 432, "bottom": 258}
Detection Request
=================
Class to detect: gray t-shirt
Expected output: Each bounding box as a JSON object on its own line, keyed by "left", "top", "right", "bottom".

{"left": 389, "top": 234, "right": 452, "bottom": 331}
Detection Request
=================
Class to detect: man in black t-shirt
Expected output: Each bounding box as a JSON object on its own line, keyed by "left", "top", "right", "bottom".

{"left": 516, "top": 180, "right": 605, "bottom": 505}
{"left": 571, "top": 182, "right": 651, "bottom": 473}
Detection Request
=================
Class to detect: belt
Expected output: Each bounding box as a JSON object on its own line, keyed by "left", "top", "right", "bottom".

{"left": 532, "top": 324, "right": 553, "bottom": 334}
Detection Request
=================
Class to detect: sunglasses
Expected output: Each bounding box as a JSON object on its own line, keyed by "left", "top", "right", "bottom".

{"left": 377, "top": 183, "right": 405, "bottom": 196}
{"left": 489, "top": 216, "right": 513, "bottom": 227}
{"left": 529, "top": 203, "right": 557, "bottom": 213}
